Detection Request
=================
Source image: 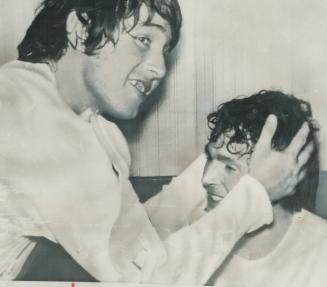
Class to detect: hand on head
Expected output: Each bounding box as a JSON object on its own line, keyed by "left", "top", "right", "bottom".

{"left": 249, "top": 114, "right": 313, "bottom": 202}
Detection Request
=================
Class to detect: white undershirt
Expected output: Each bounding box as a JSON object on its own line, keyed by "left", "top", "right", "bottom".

{"left": 213, "top": 209, "right": 327, "bottom": 287}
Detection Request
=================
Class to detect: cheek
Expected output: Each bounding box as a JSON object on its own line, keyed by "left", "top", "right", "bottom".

{"left": 114, "top": 38, "right": 145, "bottom": 66}
{"left": 85, "top": 60, "right": 121, "bottom": 93}
{"left": 89, "top": 52, "right": 129, "bottom": 83}
{"left": 225, "top": 172, "right": 243, "bottom": 191}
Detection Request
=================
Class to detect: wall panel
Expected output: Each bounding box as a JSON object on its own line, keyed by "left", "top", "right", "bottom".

{"left": 1, "top": 0, "right": 327, "bottom": 176}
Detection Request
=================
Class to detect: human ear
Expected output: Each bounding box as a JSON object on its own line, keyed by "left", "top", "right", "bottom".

{"left": 66, "top": 11, "right": 89, "bottom": 52}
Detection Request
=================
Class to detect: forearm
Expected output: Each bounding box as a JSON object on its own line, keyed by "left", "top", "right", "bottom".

{"left": 83, "top": 176, "right": 271, "bottom": 284}
{"left": 147, "top": 175, "right": 273, "bottom": 284}
{"left": 144, "top": 154, "right": 207, "bottom": 239}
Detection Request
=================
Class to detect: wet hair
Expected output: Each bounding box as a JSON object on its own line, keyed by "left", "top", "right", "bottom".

{"left": 18, "top": 0, "right": 182, "bottom": 63}
{"left": 207, "top": 90, "right": 320, "bottom": 213}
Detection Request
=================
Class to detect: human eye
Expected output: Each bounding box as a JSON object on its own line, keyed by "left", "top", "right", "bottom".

{"left": 225, "top": 164, "right": 237, "bottom": 172}
{"left": 137, "top": 36, "right": 151, "bottom": 47}
{"left": 130, "top": 33, "right": 151, "bottom": 49}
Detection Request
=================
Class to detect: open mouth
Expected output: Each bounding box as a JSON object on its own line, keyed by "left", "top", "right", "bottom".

{"left": 205, "top": 186, "right": 227, "bottom": 212}
{"left": 129, "top": 79, "right": 150, "bottom": 96}
{"left": 207, "top": 192, "right": 224, "bottom": 203}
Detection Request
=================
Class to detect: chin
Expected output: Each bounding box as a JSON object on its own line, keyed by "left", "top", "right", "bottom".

{"left": 120, "top": 110, "right": 138, "bottom": 120}
{"left": 104, "top": 105, "right": 139, "bottom": 120}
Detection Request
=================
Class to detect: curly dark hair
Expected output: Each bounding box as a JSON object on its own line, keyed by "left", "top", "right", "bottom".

{"left": 207, "top": 90, "right": 320, "bottom": 213}
{"left": 17, "top": 0, "right": 182, "bottom": 63}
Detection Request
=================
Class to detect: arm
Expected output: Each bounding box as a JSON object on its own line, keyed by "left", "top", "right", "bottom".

{"left": 145, "top": 115, "right": 312, "bottom": 237}
{"left": 147, "top": 175, "right": 272, "bottom": 284}
{"left": 1, "top": 77, "right": 310, "bottom": 284}
{"left": 10, "top": 131, "right": 125, "bottom": 281}
{"left": 36, "top": 114, "right": 311, "bottom": 283}
{"left": 0, "top": 84, "right": 124, "bottom": 281}
{"left": 141, "top": 115, "right": 313, "bottom": 284}
{"left": 143, "top": 154, "right": 208, "bottom": 239}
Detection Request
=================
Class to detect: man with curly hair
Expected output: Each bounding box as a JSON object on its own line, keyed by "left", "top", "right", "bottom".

{"left": 203, "top": 91, "right": 326, "bottom": 287}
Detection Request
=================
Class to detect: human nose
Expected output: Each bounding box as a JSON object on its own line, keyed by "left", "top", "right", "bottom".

{"left": 144, "top": 51, "right": 167, "bottom": 80}
{"left": 202, "top": 161, "right": 224, "bottom": 188}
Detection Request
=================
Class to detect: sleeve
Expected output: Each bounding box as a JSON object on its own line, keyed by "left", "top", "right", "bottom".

{"left": 0, "top": 75, "right": 271, "bottom": 284}
{"left": 143, "top": 154, "right": 208, "bottom": 239}
{"left": 141, "top": 155, "right": 273, "bottom": 284}
{"left": 0, "top": 81, "right": 125, "bottom": 281}
{"left": 146, "top": 175, "right": 273, "bottom": 284}
{"left": 15, "top": 134, "right": 125, "bottom": 282}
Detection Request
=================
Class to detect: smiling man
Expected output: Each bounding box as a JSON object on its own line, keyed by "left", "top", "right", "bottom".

{"left": 0, "top": 0, "right": 313, "bottom": 284}
{"left": 203, "top": 90, "right": 327, "bottom": 287}
{"left": 80, "top": 7, "right": 171, "bottom": 119}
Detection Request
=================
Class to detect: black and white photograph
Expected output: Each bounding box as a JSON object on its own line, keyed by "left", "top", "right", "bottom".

{"left": 0, "top": 0, "right": 327, "bottom": 286}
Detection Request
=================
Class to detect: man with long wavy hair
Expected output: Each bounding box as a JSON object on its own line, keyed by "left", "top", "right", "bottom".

{"left": 0, "top": 0, "right": 311, "bottom": 283}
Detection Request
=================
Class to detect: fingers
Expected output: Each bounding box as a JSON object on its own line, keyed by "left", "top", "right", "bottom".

{"left": 292, "top": 141, "right": 314, "bottom": 183}
{"left": 297, "top": 141, "right": 314, "bottom": 166}
{"left": 287, "top": 122, "right": 310, "bottom": 156}
{"left": 298, "top": 169, "right": 306, "bottom": 182}
{"left": 256, "top": 114, "right": 278, "bottom": 151}
{"left": 287, "top": 170, "right": 306, "bottom": 197}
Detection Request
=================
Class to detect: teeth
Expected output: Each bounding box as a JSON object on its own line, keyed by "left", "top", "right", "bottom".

{"left": 211, "top": 195, "right": 222, "bottom": 202}
{"left": 135, "top": 81, "right": 145, "bottom": 93}
{"left": 130, "top": 79, "right": 146, "bottom": 94}
{"left": 130, "top": 80, "right": 137, "bottom": 86}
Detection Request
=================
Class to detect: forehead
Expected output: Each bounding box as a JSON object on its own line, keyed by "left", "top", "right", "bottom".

{"left": 206, "top": 137, "right": 250, "bottom": 163}
{"left": 124, "top": 4, "right": 172, "bottom": 40}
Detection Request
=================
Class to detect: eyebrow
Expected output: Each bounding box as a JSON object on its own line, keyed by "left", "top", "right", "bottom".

{"left": 216, "top": 154, "right": 235, "bottom": 164}
{"left": 143, "top": 22, "right": 168, "bottom": 33}
{"left": 205, "top": 143, "right": 239, "bottom": 166}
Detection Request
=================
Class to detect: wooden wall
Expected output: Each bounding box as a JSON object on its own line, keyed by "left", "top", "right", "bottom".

{"left": 1, "top": 0, "right": 327, "bottom": 176}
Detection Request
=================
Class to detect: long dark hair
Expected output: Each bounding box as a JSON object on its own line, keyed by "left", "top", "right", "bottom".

{"left": 18, "top": 0, "right": 182, "bottom": 63}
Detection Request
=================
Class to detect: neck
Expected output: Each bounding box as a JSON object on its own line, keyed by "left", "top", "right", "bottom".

{"left": 234, "top": 204, "right": 294, "bottom": 260}
{"left": 54, "top": 48, "right": 95, "bottom": 115}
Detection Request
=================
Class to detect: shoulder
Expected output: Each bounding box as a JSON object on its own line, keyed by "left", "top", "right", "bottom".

{"left": 0, "top": 62, "right": 111, "bottom": 180}
{"left": 0, "top": 60, "right": 55, "bottom": 96}
{"left": 292, "top": 210, "right": 327, "bottom": 251}
{"left": 0, "top": 60, "right": 60, "bottom": 119}
{"left": 300, "top": 211, "right": 327, "bottom": 267}
{"left": 299, "top": 210, "right": 327, "bottom": 232}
